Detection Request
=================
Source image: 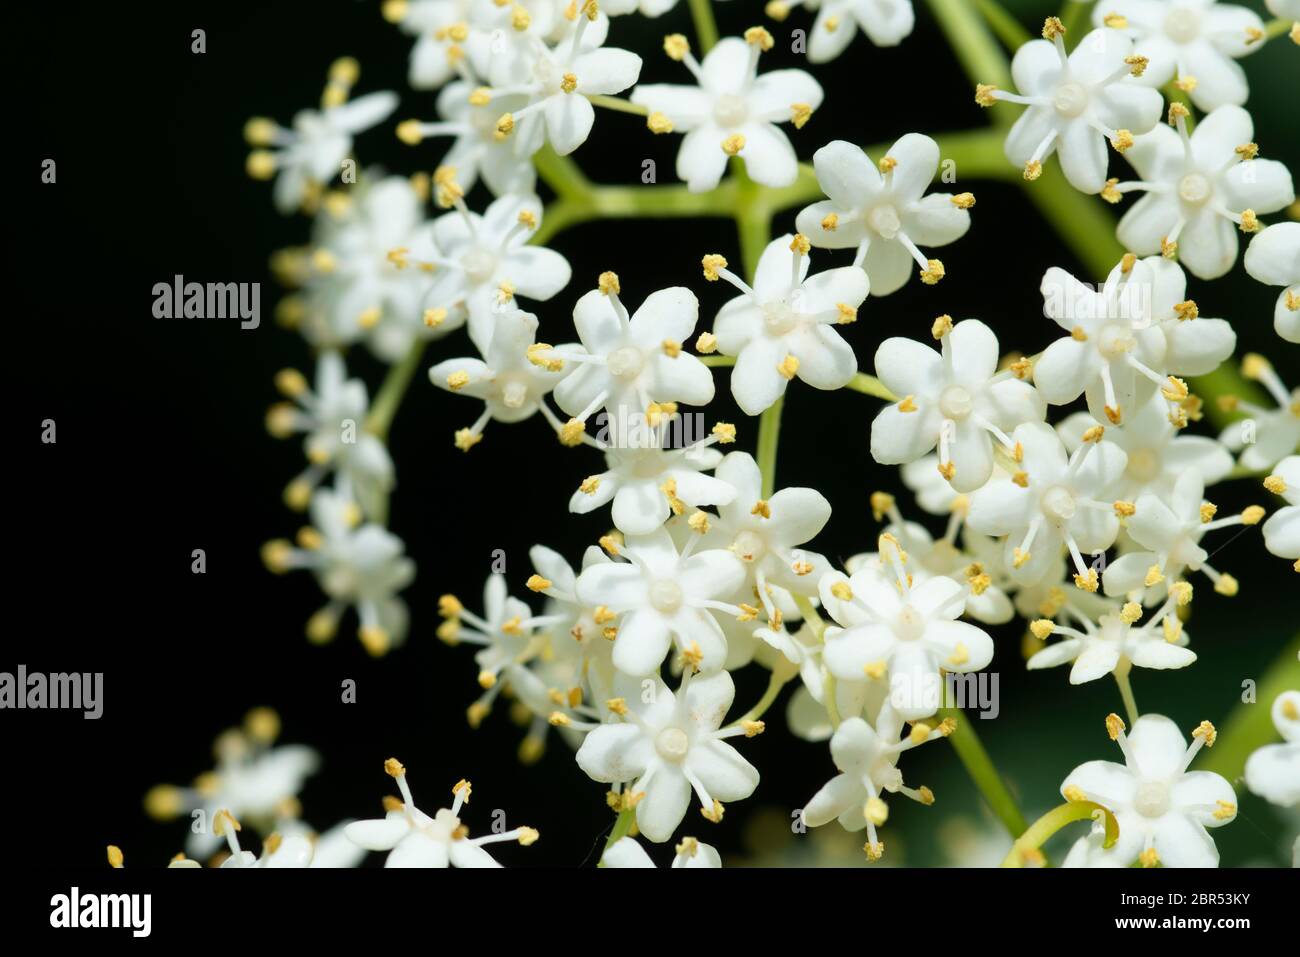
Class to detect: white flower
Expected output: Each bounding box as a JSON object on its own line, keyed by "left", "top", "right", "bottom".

{"left": 600, "top": 834, "right": 722, "bottom": 867}
{"left": 967, "top": 422, "right": 1128, "bottom": 589}
{"left": 346, "top": 761, "right": 538, "bottom": 867}
{"left": 143, "top": 709, "right": 320, "bottom": 858}
{"left": 795, "top": 135, "right": 971, "bottom": 295}
{"left": 819, "top": 537, "right": 995, "bottom": 721}
{"left": 399, "top": 80, "right": 540, "bottom": 198}
{"left": 1035, "top": 255, "right": 1235, "bottom": 425}
{"left": 799, "top": 709, "right": 950, "bottom": 862}
{"left": 211, "top": 811, "right": 319, "bottom": 868}
{"left": 1244, "top": 691, "right": 1300, "bottom": 807}
{"left": 1218, "top": 354, "right": 1300, "bottom": 472}
{"left": 1102, "top": 468, "right": 1263, "bottom": 599}
{"left": 429, "top": 309, "right": 575, "bottom": 451}
{"left": 1113, "top": 104, "right": 1295, "bottom": 279}
{"left": 979, "top": 23, "right": 1163, "bottom": 194}
{"left": 488, "top": 5, "right": 643, "bottom": 156}
{"left": 1244, "top": 221, "right": 1300, "bottom": 344}
{"left": 574, "top": 526, "right": 747, "bottom": 675}
{"left": 796, "top": 0, "right": 916, "bottom": 62}
{"left": 1055, "top": 395, "right": 1233, "bottom": 504}
{"left": 437, "top": 573, "right": 566, "bottom": 690}
{"left": 574, "top": 669, "right": 760, "bottom": 842}
{"left": 706, "top": 234, "right": 865, "bottom": 415}
{"left": 383, "top": 0, "right": 478, "bottom": 91}
{"left": 631, "top": 30, "right": 823, "bottom": 192}
{"left": 568, "top": 430, "right": 738, "bottom": 536}
{"left": 550, "top": 277, "right": 714, "bottom": 426}
{"left": 245, "top": 63, "right": 398, "bottom": 213}
{"left": 600, "top": 0, "right": 690, "bottom": 15}
{"left": 1091, "top": 0, "right": 1266, "bottom": 111}
{"left": 424, "top": 191, "right": 572, "bottom": 355}
{"left": 301, "top": 176, "right": 461, "bottom": 361}
{"left": 1265, "top": 0, "right": 1300, "bottom": 20}
{"left": 1061, "top": 714, "right": 1236, "bottom": 867}
{"left": 266, "top": 351, "right": 395, "bottom": 518}
{"left": 1262, "top": 456, "right": 1300, "bottom": 561}
{"left": 1027, "top": 591, "right": 1195, "bottom": 683}
{"left": 871, "top": 319, "right": 1045, "bottom": 492}
{"left": 262, "top": 488, "right": 416, "bottom": 655}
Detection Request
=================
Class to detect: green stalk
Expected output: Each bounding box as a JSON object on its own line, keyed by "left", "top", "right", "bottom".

{"left": 1058, "top": 0, "right": 1092, "bottom": 46}
{"left": 976, "top": 0, "right": 1032, "bottom": 51}
{"left": 596, "top": 807, "right": 637, "bottom": 866}
{"left": 1001, "top": 801, "right": 1119, "bottom": 867}
{"left": 937, "top": 705, "right": 1029, "bottom": 838}
{"left": 845, "top": 372, "right": 896, "bottom": 401}
{"left": 924, "top": 0, "right": 1013, "bottom": 94}
{"left": 365, "top": 340, "right": 428, "bottom": 441}
{"left": 756, "top": 397, "right": 784, "bottom": 499}
{"left": 687, "top": 0, "right": 720, "bottom": 52}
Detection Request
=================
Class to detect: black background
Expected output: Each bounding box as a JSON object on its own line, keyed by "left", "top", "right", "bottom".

{"left": 8, "top": 0, "right": 1298, "bottom": 872}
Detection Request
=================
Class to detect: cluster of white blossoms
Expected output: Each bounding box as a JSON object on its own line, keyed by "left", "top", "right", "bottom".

{"left": 192, "top": 1, "right": 1300, "bottom": 870}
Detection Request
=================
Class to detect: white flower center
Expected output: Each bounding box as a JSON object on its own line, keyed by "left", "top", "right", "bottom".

{"left": 868, "top": 203, "right": 902, "bottom": 240}
{"left": 1041, "top": 485, "right": 1077, "bottom": 522}
{"left": 1134, "top": 780, "right": 1171, "bottom": 818}
{"left": 1163, "top": 8, "right": 1201, "bottom": 44}
{"left": 1126, "top": 447, "right": 1160, "bottom": 483}
{"left": 938, "top": 385, "right": 973, "bottom": 420}
{"left": 649, "top": 578, "right": 684, "bottom": 614}
{"left": 1053, "top": 82, "right": 1089, "bottom": 118}
{"left": 1098, "top": 322, "right": 1135, "bottom": 359}
{"left": 655, "top": 726, "right": 691, "bottom": 761}
{"left": 894, "top": 604, "right": 926, "bottom": 641}
{"left": 461, "top": 247, "right": 498, "bottom": 284}
{"left": 607, "top": 346, "right": 645, "bottom": 379}
{"left": 713, "top": 94, "right": 748, "bottom": 128}
{"left": 1177, "top": 172, "right": 1212, "bottom": 205}
{"left": 762, "top": 300, "right": 798, "bottom": 335}
{"left": 500, "top": 377, "right": 528, "bottom": 409}
{"left": 733, "top": 530, "right": 766, "bottom": 562}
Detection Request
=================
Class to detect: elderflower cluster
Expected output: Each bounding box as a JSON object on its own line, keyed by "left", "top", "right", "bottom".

{"left": 134, "top": 0, "right": 1300, "bottom": 872}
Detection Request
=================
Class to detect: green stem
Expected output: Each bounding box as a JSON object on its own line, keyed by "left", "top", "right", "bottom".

{"left": 687, "top": 0, "right": 720, "bottom": 52}
{"left": 924, "top": 0, "right": 1013, "bottom": 95}
{"left": 756, "top": 396, "right": 784, "bottom": 499}
{"left": 937, "top": 705, "right": 1029, "bottom": 838}
{"left": 976, "top": 0, "right": 1032, "bottom": 51}
{"left": 732, "top": 657, "right": 801, "bottom": 726}
{"left": 845, "top": 372, "right": 896, "bottom": 401}
{"left": 1000, "top": 800, "right": 1119, "bottom": 867}
{"left": 1264, "top": 16, "right": 1291, "bottom": 41}
{"left": 1022, "top": 162, "right": 1125, "bottom": 276}
{"left": 700, "top": 355, "right": 736, "bottom": 367}
{"left": 1113, "top": 659, "right": 1140, "bottom": 726}
{"left": 1190, "top": 362, "right": 1272, "bottom": 430}
{"left": 596, "top": 807, "right": 636, "bottom": 866}
{"left": 586, "top": 94, "right": 648, "bottom": 116}
{"left": 1058, "top": 0, "right": 1092, "bottom": 47}
{"left": 365, "top": 339, "right": 428, "bottom": 441}
{"left": 1195, "top": 633, "right": 1300, "bottom": 782}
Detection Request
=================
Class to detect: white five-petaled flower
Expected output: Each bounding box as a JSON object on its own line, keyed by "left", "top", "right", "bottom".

{"left": 707, "top": 234, "right": 865, "bottom": 415}
{"left": 430, "top": 309, "right": 576, "bottom": 452}
{"left": 142, "top": 709, "right": 320, "bottom": 859}
{"left": 967, "top": 421, "right": 1128, "bottom": 589}
{"left": 211, "top": 811, "right": 318, "bottom": 868}
{"left": 795, "top": 135, "right": 971, "bottom": 295}
{"left": 301, "top": 175, "right": 461, "bottom": 362}
{"left": 489, "top": 4, "right": 644, "bottom": 156}
{"left": 819, "top": 537, "right": 995, "bottom": 721}
{"left": 245, "top": 61, "right": 398, "bottom": 214}
{"left": 549, "top": 277, "right": 714, "bottom": 426}
{"left": 631, "top": 30, "right": 823, "bottom": 192}
{"left": 1103, "top": 468, "right": 1262, "bottom": 600}
{"left": 437, "top": 573, "right": 567, "bottom": 692}
{"left": 1244, "top": 221, "right": 1300, "bottom": 343}
{"left": 1112, "top": 104, "right": 1295, "bottom": 279}
{"left": 1061, "top": 714, "right": 1236, "bottom": 867}
{"left": 567, "top": 429, "right": 737, "bottom": 536}
{"left": 574, "top": 526, "right": 747, "bottom": 675}
{"left": 574, "top": 669, "right": 760, "bottom": 842}
{"left": 1055, "top": 394, "right": 1233, "bottom": 504}
{"left": 1244, "top": 690, "right": 1299, "bottom": 807}
{"left": 422, "top": 191, "right": 572, "bottom": 355}
{"left": 980, "top": 23, "right": 1163, "bottom": 194}
{"left": 262, "top": 488, "right": 416, "bottom": 655}
{"left": 383, "top": 0, "right": 479, "bottom": 91}
{"left": 345, "top": 761, "right": 538, "bottom": 867}
{"left": 1091, "top": 0, "right": 1266, "bottom": 111}
{"left": 1027, "top": 590, "right": 1195, "bottom": 683}
{"left": 799, "top": 708, "right": 950, "bottom": 862}
{"left": 600, "top": 834, "right": 722, "bottom": 867}
{"left": 1261, "top": 456, "right": 1299, "bottom": 562}
{"left": 792, "top": 0, "right": 917, "bottom": 62}
{"left": 1218, "top": 354, "right": 1300, "bottom": 472}
{"left": 266, "top": 351, "right": 395, "bottom": 519}
{"left": 871, "top": 318, "right": 1045, "bottom": 492}
{"left": 1035, "top": 255, "right": 1235, "bottom": 425}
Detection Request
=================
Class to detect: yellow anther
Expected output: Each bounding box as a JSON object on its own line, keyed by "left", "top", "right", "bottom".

{"left": 688, "top": 510, "right": 711, "bottom": 534}
{"left": 446, "top": 370, "right": 471, "bottom": 392}
{"left": 879, "top": 156, "right": 897, "bottom": 174}
{"left": 741, "top": 720, "right": 766, "bottom": 738}
{"left": 790, "top": 103, "right": 812, "bottom": 129}
{"left": 107, "top": 845, "right": 124, "bottom": 868}
{"left": 701, "top": 254, "right": 728, "bottom": 281}
{"left": 1214, "top": 574, "right": 1239, "bottom": 597}
{"left": 830, "top": 581, "right": 854, "bottom": 601}
{"left": 1170, "top": 580, "right": 1193, "bottom": 605}
{"left": 920, "top": 259, "right": 945, "bottom": 284}
{"left": 1101, "top": 179, "right": 1122, "bottom": 203}
{"left": 1104, "top": 404, "right": 1122, "bottom": 424}
{"left": 560, "top": 72, "right": 577, "bottom": 93}
{"left": 494, "top": 113, "right": 515, "bottom": 139}
{"left": 1074, "top": 569, "right": 1099, "bottom": 592}
{"left": 897, "top": 395, "right": 917, "bottom": 413}
{"left": 931, "top": 314, "right": 954, "bottom": 339}
{"left": 1103, "top": 12, "right": 1128, "bottom": 28}
{"left": 745, "top": 26, "right": 774, "bottom": 49}
{"left": 559, "top": 417, "right": 586, "bottom": 447}
{"left": 864, "top": 841, "right": 885, "bottom": 862}
{"left": 1011, "top": 470, "right": 1029, "bottom": 488}
{"left": 712, "top": 422, "right": 737, "bottom": 443}
{"left": 246, "top": 151, "right": 277, "bottom": 180}
{"left": 1239, "top": 209, "right": 1260, "bottom": 233}
{"left": 469, "top": 87, "right": 492, "bottom": 107}
{"left": 599, "top": 533, "right": 622, "bottom": 557}
{"left": 951, "top": 192, "right": 975, "bottom": 209}
{"left": 1114, "top": 500, "right": 1135, "bottom": 518}
{"left": 1200, "top": 502, "right": 1218, "bottom": 524}
{"left": 647, "top": 111, "right": 673, "bottom": 134}
{"left": 821, "top": 212, "right": 839, "bottom": 231}
{"left": 1112, "top": 129, "right": 1134, "bottom": 153}
{"left": 1063, "top": 784, "right": 1087, "bottom": 802}
{"left": 454, "top": 428, "right": 482, "bottom": 452}
{"left": 870, "top": 491, "right": 895, "bottom": 522}
{"left": 865, "top": 796, "right": 889, "bottom": 826}
{"left": 1263, "top": 474, "right": 1287, "bottom": 495}
{"left": 1042, "top": 16, "right": 1066, "bottom": 38}
{"left": 422, "top": 306, "right": 449, "bottom": 328}
{"left": 1192, "top": 720, "right": 1217, "bottom": 747}
{"left": 766, "top": 0, "right": 791, "bottom": 19}
{"left": 974, "top": 83, "right": 999, "bottom": 107}
{"left": 1120, "top": 601, "right": 1143, "bottom": 625}
{"left": 1106, "top": 713, "right": 1126, "bottom": 740}
{"left": 664, "top": 34, "right": 690, "bottom": 61}
{"left": 722, "top": 133, "right": 746, "bottom": 156}
{"left": 1030, "top": 619, "right": 1055, "bottom": 640}
{"left": 836, "top": 303, "right": 857, "bottom": 324}
{"left": 1023, "top": 160, "right": 1043, "bottom": 181}
{"left": 1139, "top": 847, "right": 1160, "bottom": 868}
{"left": 777, "top": 354, "right": 800, "bottom": 379}
{"left": 700, "top": 799, "right": 725, "bottom": 823}
{"left": 1013, "top": 548, "right": 1031, "bottom": 568}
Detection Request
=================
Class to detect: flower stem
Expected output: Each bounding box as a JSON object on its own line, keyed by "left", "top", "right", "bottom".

{"left": 756, "top": 396, "right": 784, "bottom": 499}
{"left": 845, "top": 372, "right": 895, "bottom": 401}
{"left": 1113, "top": 658, "right": 1140, "bottom": 726}
{"left": 1000, "top": 800, "right": 1118, "bottom": 867}
{"left": 1058, "top": 0, "right": 1092, "bottom": 46}
{"left": 596, "top": 807, "right": 637, "bottom": 866}
{"left": 975, "top": 0, "right": 1031, "bottom": 50}
{"left": 733, "top": 657, "right": 800, "bottom": 726}
{"left": 924, "top": 0, "right": 1013, "bottom": 94}
{"left": 700, "top": 354, "right": 736, "bottom": 367}
{"left": 365, "top": 339, "right": 428, "bottom": 441}
{"left": 586, "top": 93, "right": 647, "bottom": 116}
{"left": 687, "top": 0, "right": 720, "bottom": 52}
{"left": 936, "top": 705, "right": 1029, "bottom": 838}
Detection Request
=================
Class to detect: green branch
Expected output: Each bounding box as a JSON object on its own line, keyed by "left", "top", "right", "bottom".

{"left": 1001, "top": 800, "right": 1118, "bottom": 867}
{"left": 365, "top": 339, "right": 428, "bottom": 441}
{"left": 937, "top": 705, "right": 1029, "bottom": 838}
{"left": 976, "top": 0, "right": 1031, "bottom": 51}
{"left": 687, "top": 0, "right": 720, "bottom": 52}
